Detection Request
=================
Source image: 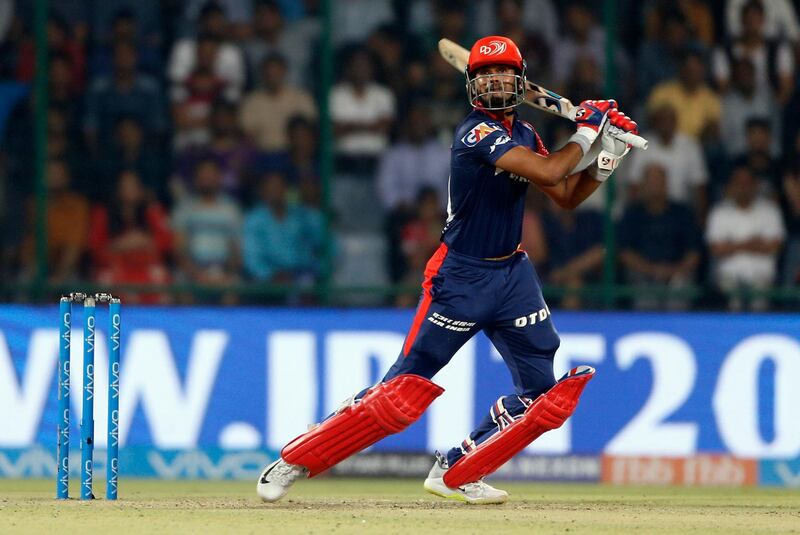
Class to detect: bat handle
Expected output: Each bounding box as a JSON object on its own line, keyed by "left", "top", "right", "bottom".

{"left": 614, "top": 130, "right": 648, "bottom": 150}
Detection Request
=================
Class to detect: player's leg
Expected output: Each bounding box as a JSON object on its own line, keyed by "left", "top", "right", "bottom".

{"left": 428, "top": 253, "right": 594, "bottom": 492}
{"left": 258, "top": 245, "right": 484, "bottom": 502}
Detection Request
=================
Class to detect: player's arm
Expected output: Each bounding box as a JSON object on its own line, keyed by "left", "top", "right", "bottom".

{"left": 538, "top": 110, "right": 639, "bottom": 209}
{"left": 536, "top": 167, "right": 605, "bottom": 209}
{"left": 494, "top": 143, "right": 583, "bottom": 188}
{"left": 495, "top": 100, "right": 616, "bottom": 189}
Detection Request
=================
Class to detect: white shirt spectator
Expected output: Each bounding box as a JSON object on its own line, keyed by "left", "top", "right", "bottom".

{"left": 377, "top": 140, "right": 451, "bottom": 211}
{"left": 624, "top": 132, "right": 708, "bottom": 203}
{"left": 168, "top": 39, "right": 245, "bottom": 101}
{"left": 726, "top": 0, "right": 800, "bottom": 41}
{"left": 706, "top": 197, "right": 785, "bottom": 285}
{"left": 712, "top": 42, "right": 795, "bottom": 95}
{"left": 720, "top": 87, "right": 780, "bottom": 156}
{"left": 330, "top": 83, "right": 395, "bottom": 156}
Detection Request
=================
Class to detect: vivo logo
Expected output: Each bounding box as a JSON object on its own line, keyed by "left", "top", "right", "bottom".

{"left": 111, "top": 314, "right": 121, "bottom": 351}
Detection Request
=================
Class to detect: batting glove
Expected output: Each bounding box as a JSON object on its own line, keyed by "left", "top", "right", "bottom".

{"left": 595, "top": 110, "right": 638, "bottom": 182}
{"left": 568, "top": 99, "right": 617, "bottom": 155}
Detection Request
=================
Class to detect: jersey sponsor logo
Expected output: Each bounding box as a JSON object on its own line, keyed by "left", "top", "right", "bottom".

{"left": 461, "top": 122, "right": 500, "bottom": 146}
{"left": 479, "top": 40, "right": 507, "bottom": 56}
{"left": 427, "top": 312, "right": 475, "bottom": 332}
{"left": 489, "top": 135, "right": 511, "bottom": 153}
{"left": 513, "top": 306, "right": 551, "bottom": 327}
{"left": 494, "top": 167, "right": 525, "bottom": 182}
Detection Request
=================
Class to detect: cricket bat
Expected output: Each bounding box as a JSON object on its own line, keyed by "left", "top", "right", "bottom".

{"left": 438, "top": 38, "right": 648, "bottom": 149}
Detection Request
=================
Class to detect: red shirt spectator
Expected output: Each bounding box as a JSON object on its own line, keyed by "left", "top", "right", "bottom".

{"left": 88, "top": 170, "right": 173, "bottom": 303}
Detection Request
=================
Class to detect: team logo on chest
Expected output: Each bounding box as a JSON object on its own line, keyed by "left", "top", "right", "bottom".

{"left": 461, "top": 122, "right": 500, "bottom": 146}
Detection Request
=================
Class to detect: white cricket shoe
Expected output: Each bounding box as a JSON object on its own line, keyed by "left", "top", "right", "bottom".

{"left": 256, "top": 458, "right": 308, "bottom": 502}
{"left": 423, "top": 451, "right": 508, "bottom": 505}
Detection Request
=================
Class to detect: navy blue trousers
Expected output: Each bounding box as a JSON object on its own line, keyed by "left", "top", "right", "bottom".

{"left": 381, "top": 244, "right": 560, "bottom": 466}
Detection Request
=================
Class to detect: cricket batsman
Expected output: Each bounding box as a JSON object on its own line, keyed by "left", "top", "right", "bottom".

{"left": 257, "top": 36, "right": 638, "bottom": 504}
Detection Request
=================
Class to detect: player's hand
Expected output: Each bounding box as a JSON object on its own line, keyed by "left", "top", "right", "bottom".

{"left": 595, "top": 110, "right": 637, "bottom": 182}
{"left": 568, "top": 99, "right": 617, "bottom": 155}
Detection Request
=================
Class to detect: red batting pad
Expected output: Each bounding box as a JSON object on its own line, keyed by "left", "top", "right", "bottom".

{"left": 443, "top": 366, "right": 594, "bottom": 488}
{"left": 282, "top": 374, "right": 444, "bottom": 477}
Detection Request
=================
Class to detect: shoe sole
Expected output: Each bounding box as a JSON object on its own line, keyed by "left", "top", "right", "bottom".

{"left": 423, "top": 480, "right": 507, "bottom": 505}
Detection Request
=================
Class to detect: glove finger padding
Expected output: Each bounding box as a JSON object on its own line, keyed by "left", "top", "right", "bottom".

{"left": 608, "top": 109, "right": 638, "bottom": 134}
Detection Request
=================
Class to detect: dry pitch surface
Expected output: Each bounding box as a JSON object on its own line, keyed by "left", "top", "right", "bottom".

{"left": 1, "top": 479, "right": 799, "bottom": 534}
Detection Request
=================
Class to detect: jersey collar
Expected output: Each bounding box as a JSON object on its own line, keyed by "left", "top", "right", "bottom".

{"left": 475, "top": 107, "right": 516, "bottom": 134}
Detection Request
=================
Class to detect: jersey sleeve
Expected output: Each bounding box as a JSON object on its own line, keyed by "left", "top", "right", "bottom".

{"left": 453, "top": 121, "right": 520, "bottom": 166}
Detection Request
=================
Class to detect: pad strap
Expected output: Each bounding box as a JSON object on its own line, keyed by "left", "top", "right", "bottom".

{"left": 282, "top": 374, "right": 444, "bottom": 477}
{"left": 443, "top": 366, "right": 594, "bottom": 488}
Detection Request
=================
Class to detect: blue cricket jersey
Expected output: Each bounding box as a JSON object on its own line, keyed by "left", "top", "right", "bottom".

{"left": 442, "top": 109, "right": 548, "bottom": 259}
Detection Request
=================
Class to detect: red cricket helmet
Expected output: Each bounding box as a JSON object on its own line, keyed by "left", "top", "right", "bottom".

{"left": 465, "top": 36, "right": 527, "bottom": 110}
{"left": 467, "top": 36, "right": 524, "bottom": 75}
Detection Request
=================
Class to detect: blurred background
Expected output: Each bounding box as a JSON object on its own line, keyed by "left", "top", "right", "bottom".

{"left": 1, "top": 0, "right": 799, "bottom": 311}
{"left": 1, "top": 1, "right": 800, "bottom": 490}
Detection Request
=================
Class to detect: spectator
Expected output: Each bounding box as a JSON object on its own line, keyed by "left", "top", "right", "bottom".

{"left": 20, "top": 159, "right": 89, "bottom": 284}
{"left": 331, "top": 0, "right": 394, "bottom": 45}
{"left": 242, "top": 0, "right": 312, "bottom": 89}
{"left": 91, "top": 8, "right": 162, "bottom": 77}
{"left": 539, "top": 199, "right": 604, "bottom": 310}
{"left": 781, "top": 136, "right": 800, "bottom": 286}
{"left": 285, "top": 115, "right": 320, "bottom": 185}
{"left": 242, "top": 171, "right": 324, "bottom": 285}
{"left": 643, "top": 0, "right": 716, "bottom": 48}
{"left": 551, "top": 1, "right": 629, "bottom": 88}
{"left": 174, "top": 100, "right": 258, "bottom": 202}
{"left": 49, "top": 53, "right": 83, "bottom": 135}
{"left": 96, "top": 116, "right": 164, "bottom": 201}
{"left": 637, "top": 9, "right": 705, "bottom": 99}
{"left": 16, "top": 15, "right": 86, "bottom": 92}
{"left": 45, "top": 107, "right": 88, "bottom": 194}
{"left": 648, "top": 50, "right": 721, "bottom": 140}
{"left": 521, "top": 0, "right": 560, "bottom": 49}
{"left": 720, "top": 58, "right": 780, "bottom": 158}
{"left": 172, "top": 159, "right": 243, "bottom": 290}
{"left": 715, "top": 0, "right": 795, "bottom": 105}
{"left": 239, "top": 52, "right": 316, "bottom": 152}
{"left": 89, "top": 1, "right": 161, "bottom": 52}
{"left": 171, "top": 35, "right": 228, "bottom": 149}
{"left": 732, "top": 118, "right": 781, "bottom": 192}
{"left": 367, "top": 25, "right": 407, "bottom": 102}
{"left": 414, "top": 1, "right": 471, "bottom": 59}
{"left": 427, "top": 49, "right": 469, "bottom": 145}
{"left": 396, "top": 187, "right": 446, "bottom": 307}
{"left": 706, "top": 165, "right": 785, "bottom": 310}
{"left": 168, "top": 2, "right": 245, "bottom": 102}
{"left": 562, "top": 55, "right": 603, "bottom": 104}
{"left": 377, "top": 102, "right": 450, "bottom": 217}
{"left": 88, "top": 170, "right": 172, "bottom": 304}
{"left": 84, "top": 40, "right": 166, "bottom": 154}
{"left": 330, "top": 47, "right": 395, "bottom": 175}
{"left": 180, "top": 0, "right": 254, "bottom": 40}
{"left": 624, "top": 104, "right": 709, "bottom": 220}
{"left": 619, "top": 163, "right": 701, "bottom": 310}
{"left": 726, "top": 0, "right": 799, "bottom": 41}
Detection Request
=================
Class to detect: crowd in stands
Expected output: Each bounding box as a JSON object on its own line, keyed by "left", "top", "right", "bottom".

{"left": 0, "top": 0, "right": 798, "bottom": 310}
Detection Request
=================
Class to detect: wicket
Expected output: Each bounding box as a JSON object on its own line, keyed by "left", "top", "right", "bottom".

{"left": 56, "top": 292, "right": 121, "bottom": 500}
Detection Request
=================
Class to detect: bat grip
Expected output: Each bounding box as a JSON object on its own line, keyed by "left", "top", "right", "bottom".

{"left": 614, "top": 130, "right": 648, "bottom": 150}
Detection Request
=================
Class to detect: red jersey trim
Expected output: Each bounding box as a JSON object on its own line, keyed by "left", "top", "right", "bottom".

{"left": 403, "top": 243, "right": 449, "bottom": 356}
